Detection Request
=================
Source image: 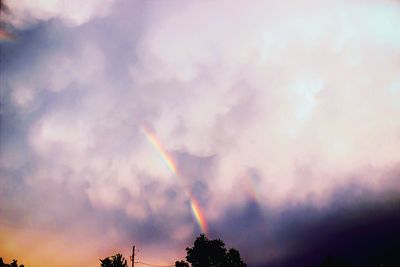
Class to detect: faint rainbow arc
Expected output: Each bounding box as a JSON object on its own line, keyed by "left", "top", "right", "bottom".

{"left": 140, "top": 125, "right": 209, "bottom": 235}
{"left": 246, "top": 177, "right": 261, "bottom": 203}
{"left": 140, "top": 126, "right": 177, "bottom": 174}
{"left": 189, "top": 194, "right": 208, "bottom": 234}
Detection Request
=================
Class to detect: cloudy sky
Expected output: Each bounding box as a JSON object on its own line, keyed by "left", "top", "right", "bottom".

{"left": 1, "top": 1, "right": 400, "bottom": 266}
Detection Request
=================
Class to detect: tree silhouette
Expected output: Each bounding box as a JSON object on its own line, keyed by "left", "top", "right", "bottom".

{"left": 175, "top": 260, "right": 190, "bottom": 267}
{"left": 100, "top": 253, "right": 128, "bottom": 267}
{"left": 225, "top": 248, "right": 246, "bottom": 267}
{"left": 320, "top": 256, "right": 352, "bottom": 267}
{"left": 0, "top": 258, "right": 24, "bottom": 267}
{"left": 100, "top": 257, "right": 113, "bottom": 267}
{"left": 176, "top": 234, "right": 247, "bottom": 267}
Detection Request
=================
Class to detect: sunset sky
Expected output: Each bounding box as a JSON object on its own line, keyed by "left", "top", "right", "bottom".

{"left": 1, "top": 1, "right": 400, "bottom": 266}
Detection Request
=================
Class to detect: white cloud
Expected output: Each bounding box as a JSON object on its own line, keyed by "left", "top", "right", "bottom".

{"left": 4, "top": 0, "right": 115, "bottom": 27}
{"left": 11, "top": 0, "right": 398, "bottom": 218}
{"left": 128, "top": 0, "right": 400, "bottom": 215}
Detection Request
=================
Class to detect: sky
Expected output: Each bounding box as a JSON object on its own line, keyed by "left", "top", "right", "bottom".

{"left": 1, "top": 0, "right": 400, "bottom": 266}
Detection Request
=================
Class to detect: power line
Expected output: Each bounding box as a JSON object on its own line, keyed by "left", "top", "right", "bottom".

{"left": 135, "top": 261, "right": 175, "bottom": 267}
{"left": 131, "top": 244, "right": 175, "bottom": 267}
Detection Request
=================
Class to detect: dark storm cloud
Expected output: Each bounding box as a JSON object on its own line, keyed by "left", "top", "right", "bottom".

{"left": 211, "top": 181, "right": 400, "bottom": 267}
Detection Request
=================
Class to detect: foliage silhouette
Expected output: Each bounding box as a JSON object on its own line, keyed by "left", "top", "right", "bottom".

{"left": 100, "top": 253, "right": 128, "bottom": 267}
{"left": 224, "top": 248, "right": 246, "bottom": 267}
{"left": 176, "top": 234, "right": 247, "bottom": 267}
{"left": 320, "top": 256, "right": 352, "bottom": 267}
{"left": 175, "top": 260, "right": 190, "bottom": 267}
{"left": 0, "top": 258, "right": 24, "bottom": 267}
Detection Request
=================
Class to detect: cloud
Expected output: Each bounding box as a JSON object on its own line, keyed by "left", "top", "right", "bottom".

{"left": 213, "top": 180, "right": 400, "bottom": 266}
{"left": 127, "top": 0, "right": 400, "bottom": 214}
{"left": 1, "top": 0, "right": 400, "bottom": 266}
{"left": 2, "top": 0, "right": 115, "bottom": 28}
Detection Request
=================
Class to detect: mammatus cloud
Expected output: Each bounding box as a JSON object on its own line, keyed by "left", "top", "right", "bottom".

{"left": 1, "top": 0, "right": 400, "bottom": 266}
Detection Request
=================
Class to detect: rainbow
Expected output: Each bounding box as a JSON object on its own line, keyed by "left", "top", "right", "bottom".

{"left": 245, "top": 176, "right": 261, "bottom": 203}
{"left": 140, "top": 126, "right": 177, "bottom": 174}
{"left": 189, "top": 196, "right": 208, "bottom": 234}
{"left": 140, "top": 125, "right": 209, "bottom": 235}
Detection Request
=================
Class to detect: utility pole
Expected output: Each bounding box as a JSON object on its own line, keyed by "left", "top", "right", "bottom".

{"left": 132, "top": 246, "right": 135, "bottom": 267}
